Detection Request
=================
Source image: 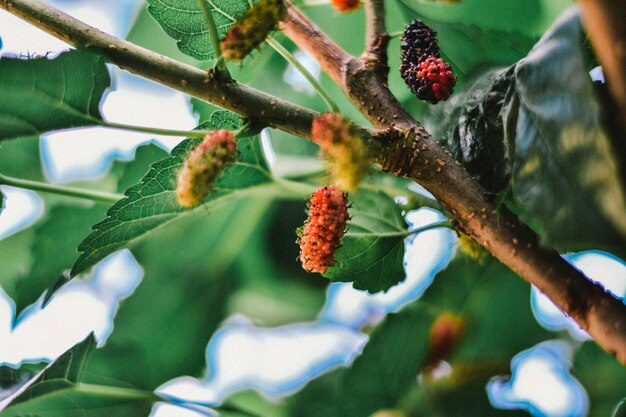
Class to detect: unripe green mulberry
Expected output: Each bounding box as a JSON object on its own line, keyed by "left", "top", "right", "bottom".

{"left": 298, "top": 185, "right": 350, "bottom": 274}
{"left": 221, "top": 0, "right": 286, "bottom": 62}
{"left": 311, "top": 113, "right": 370, "bottom": 192}
{"left": 176, "top": 130, "right": 237, "bottom": 208}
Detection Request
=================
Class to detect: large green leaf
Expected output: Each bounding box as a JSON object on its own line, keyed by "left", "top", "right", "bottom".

{"left": 11, "top": 204, "right": 108, "bottom": 315}
{"left": 290, "top": 253, "right": 550, "bottom": 417}
{"left": 511, "top": 8, "right": 626, "bottom": 253}
{"left": 84, "top": 197, "right": 272, "bottom": 389}
{"left": 0, "top": 50, "right": 109, "bottom": 141}
{"left": 0, "top": 381, "right": 157, "bottom": 417}
{"left": 147, "top": 0, "right": 251, "bottom": 61}
{"left": 288, "top": 305, "right": 437, "bottom": 417}
{"left": 70, "top": 112, "right": 273, "bottom": 278}
{"left": 0, "top": 334, "right": 158, "bottom": 416}
{"left": 8, "top": 144, "right": 169, "bottom": 316}
{"left": 572, "top": 343, "right": 626, "bottom": 417}
{"left": 0, "top": 363, "right": 46, "bottom": 402}
{"left": 323, "top": 189, "right": 408, "bottom": 293}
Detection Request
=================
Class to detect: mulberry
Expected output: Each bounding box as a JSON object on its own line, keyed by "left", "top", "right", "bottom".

{"left": 427, "top": 312, "right": 465, "bottom": 364}
{"left": 409, "top": 56, "right": 456, "bottom": 103}
{"left": 176, "top": 129, "right": 237, "bottom": 208}
{"left": 331, "top": 0, "right": 360, "bottom": 13}
{"left": 311, "top": 113, "right": 370, "bottom": 192}
{"left": 221, "top": 0, "right": 286, "bottom": 62}
{"left": 400, "top": 20, "right": 456, "bottom": 104}
{"left": 400, "top": 20, "right": 440, "bottom": 65}
{"left": 298, "top": 185, "right": 350, "bottom": 274}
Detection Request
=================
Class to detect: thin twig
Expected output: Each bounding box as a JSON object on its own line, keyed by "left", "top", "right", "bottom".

{"left": 267, "top": 36, "right": 339, "bottom": 112}
{"left": 196, "top": 0, "right": 230, "bottom": 78}
{"left": 362, "top": 0, "right": 389, "bottom": 66}
{"left": 0, "top": 174, "right": 123, "bottom": 204}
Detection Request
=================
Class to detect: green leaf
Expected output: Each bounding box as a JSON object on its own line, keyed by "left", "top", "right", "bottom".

{"left": 0, "top": 50, "right": 109, "bottom": 141}
{"left": 12, "top": 204, "right": 109, "bottom": 315}
{"left": 573, "top": 343, "right": 626, "bottom": 417}
{"left": 147, "top": 0, "right": 251, "bottom": 61}
{"left": 1, "top": 334, "right": 158, "bottom": 416}
{"left": 336, "top": 304, "right": 437, "bottom": 417}
{"left": 288, "top": 304, "right": 437, "bottom": 417}
{"left": 429, "top": 66, "right": 517, "bottom": 193}
{"left": 512, "top": 9, "right": 626, "bottom": 253}
{"left": 0, "top": 188, "right": 4, "bottom": 217}
{"left": 84, "top": 197, "right": 272, "bottom": 389}
{"left": 0, "top": 381, "right": 157, "bottom": 417}
{"left": 323, "top": 189, "right": 408, "bottom": 293}
{"left": 614, "top": 400, "right": 626, "bottom": 417}
{"left": 33, "top": 333, "right": 97, "bottom": 385}
{"left": 420, "top": 254, "right": 551, "bottom": 362}
{"left": 0, "top": 363, "right": 46, "bottom": 402}
{"left": 70, "top": 111, "right": 273, "bottom": 278}
{"left": 219, "top": 390, "right": 288, "bottom": 417}
{"left": 10, "top": 144, "right": 169, "bottom": 315}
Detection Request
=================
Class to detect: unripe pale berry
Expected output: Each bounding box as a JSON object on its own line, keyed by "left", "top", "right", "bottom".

{"left": 298, "top": 185, "right": 350, "bottom": 274}
{"left": 176, "top": 130, "right": 237, "bottom": 208}
{"left": 311, "top": 113, "right": 370, "bottom": 192}
{"left": 221, "top": 0, "right": 286, "bottom": 62}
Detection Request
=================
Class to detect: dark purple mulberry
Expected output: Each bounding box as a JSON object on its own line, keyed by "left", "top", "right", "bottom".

{"left": 400, "top": 20, "right": 440, "bottom": 68}
{"left": 400, "top": 20, "right": 456, "bottom": 104}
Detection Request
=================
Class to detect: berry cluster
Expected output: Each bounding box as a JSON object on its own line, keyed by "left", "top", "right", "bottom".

{"left": 331, "top": 0, "right": 360, "bottom": 13}
{"left": 311, "top": 113, "right": 370, "bottom": 192}
{"left": 176, "top": 129, "right": 237, "bottom": 208}
{"left": 400, "top": 20, "right": 456, "bottom": 104}
{"left": 298, "top": 185, "right": 350, "bottom": 274}
{"left": 221, "top": 0, "right": 286, "bottom": 62}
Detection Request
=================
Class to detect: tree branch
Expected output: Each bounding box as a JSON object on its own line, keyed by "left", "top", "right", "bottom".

{"left": 0, "top": 0, "right": 316, "bottom": 138}
{"left": 2, "top": 0, "right": 626, "bottom": 364}
{"left": 362, "top": 0, "right": 389, "bottom": 67}
{"left": 281, "top": 4, "right": 626, "bottom": 363}
{"left": 579, "top": 0, "right": 626, "bottom": 136}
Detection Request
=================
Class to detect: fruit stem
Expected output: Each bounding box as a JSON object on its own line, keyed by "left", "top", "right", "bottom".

{"left": 101, "top": 121, "right": 211, "bottom": 139}
{"left": 267, "top": 36, "right": 339, "bottom": 112}
{"left": 0, "top": 174, "right": 123, "bottom": 204}
{"left": 197, "top": 0, "right": 231, "bottom": 79}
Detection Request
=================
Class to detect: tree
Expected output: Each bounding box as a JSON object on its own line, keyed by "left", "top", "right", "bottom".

{"left": 0, "top": 0, "right": 624, "bottom": 415}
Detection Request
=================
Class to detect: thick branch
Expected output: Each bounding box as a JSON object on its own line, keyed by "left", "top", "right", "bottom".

{"left": 579, "top": 0, "right": 626, "bottom": 135}
{"left": 0, "top": 0, "right": 316, "bottom": 138}
{"left": 2, "top": 0, "right": 626, "bottom": 364}
{"left": 281, "top": 5, "right": 626, "bottom": 363}
{"left": 280, "top": 5, "right": 352, "bottom": 87}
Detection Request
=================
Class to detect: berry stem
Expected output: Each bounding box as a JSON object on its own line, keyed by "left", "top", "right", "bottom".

{"left": 409, "top": 220, "right": 455, "bottom": 236}
{"left": 100, "top": 121, "right": 211, "bottom": 139}
{"left": 0, "top": 174, "right": 124, "bottom": 204}
{"left": 196, "top": 0, "right": 231, "bottom": 79}
{"left": 267, "top": 36, "right": 339, "bottom": 112}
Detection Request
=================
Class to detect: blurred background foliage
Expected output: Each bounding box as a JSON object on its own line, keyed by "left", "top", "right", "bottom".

{"left": 0, "top": 0, "right": 625, "bottom": 416}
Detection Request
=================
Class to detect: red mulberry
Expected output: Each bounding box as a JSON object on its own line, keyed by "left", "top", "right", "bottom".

{"left": 404, "top": 56, "right": 456, "bottom": 104}
{"left": 221, "top": 0, "right": 286, "bottom": 62}
{"left": 311, "top": 113, "right": 370, "bottom": 192}
{"left": 176, "top": 129, "right": 237, "bottom": 208}
{"left": 298, "top": 185, "right": 350, "bottom": 274}
{"left": 331, "top": 0, "right": 360, "bottom": 13}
